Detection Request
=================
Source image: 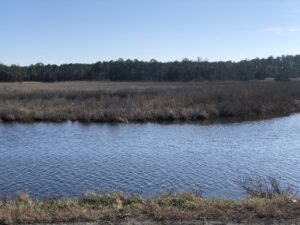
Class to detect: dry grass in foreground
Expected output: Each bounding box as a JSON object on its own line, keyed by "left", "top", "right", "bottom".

{"left": 0, "top": 81, "right": 299, "bottom": 122}
{"left": 0, "top": 192, "right": 299, "bottom": 225}
{"left": 1, "top": 177, "right": 298, "bottom": 224}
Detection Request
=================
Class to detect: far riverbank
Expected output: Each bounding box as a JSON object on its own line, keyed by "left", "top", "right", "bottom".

{"left": 0, "top": 81, "right": 299, "bottom": 123}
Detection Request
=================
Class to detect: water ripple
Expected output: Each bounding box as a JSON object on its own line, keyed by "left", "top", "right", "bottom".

{"left": 0, "top": 114, "right": 300, "bottom": 199}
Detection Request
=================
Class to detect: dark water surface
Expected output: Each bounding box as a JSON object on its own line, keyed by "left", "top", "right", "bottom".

{"left": 0, "top": 114, "right": 299, "bottom": 199}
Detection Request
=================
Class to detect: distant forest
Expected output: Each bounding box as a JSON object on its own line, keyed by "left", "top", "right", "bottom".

{"left": 1, "top": 55, "right": 300, "bottom": 82}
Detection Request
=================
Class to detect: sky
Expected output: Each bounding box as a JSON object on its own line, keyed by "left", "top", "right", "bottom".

{"left": 1, "top": 0, "right": 300, "bottom": 65}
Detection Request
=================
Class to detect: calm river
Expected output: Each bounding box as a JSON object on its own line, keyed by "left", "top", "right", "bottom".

{"left": 0, "top": 114, "right": 299, "bottom": 199}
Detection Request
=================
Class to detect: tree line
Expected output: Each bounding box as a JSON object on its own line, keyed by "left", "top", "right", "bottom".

{"left": 0, "top": 55, "right": 300, "bottom": 82}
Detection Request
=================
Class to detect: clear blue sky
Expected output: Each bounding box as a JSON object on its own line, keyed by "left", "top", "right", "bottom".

{"left": 1, "top": 0, "right": 300, "bottom": 65}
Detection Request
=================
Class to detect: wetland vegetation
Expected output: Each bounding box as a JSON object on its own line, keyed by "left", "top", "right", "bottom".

{"left": 1, "top": 180, "right": 299, "bottom": 225}
{"left": 0, "top": 81, "right": 299, "bottom": 123}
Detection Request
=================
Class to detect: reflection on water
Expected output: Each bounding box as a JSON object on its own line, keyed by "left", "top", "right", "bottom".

{"left": 0, "top": 114, "right": 299, "bottom": 199}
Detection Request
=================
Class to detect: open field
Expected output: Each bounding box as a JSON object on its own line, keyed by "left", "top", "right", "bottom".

{"left": 0, "top": 81, "right": 299, "bottom": 122}
{"left": 0, "top": 192, "right": 299, "bottom": 225}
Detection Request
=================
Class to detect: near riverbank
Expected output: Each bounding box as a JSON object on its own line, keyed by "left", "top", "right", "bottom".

{"left": 0, "top": 81, "right": 299, "bottom": 123}
{"left": 0, "top": 192, "right": 299, "bottom": 225}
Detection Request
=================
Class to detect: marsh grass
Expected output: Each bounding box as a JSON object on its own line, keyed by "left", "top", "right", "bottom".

{"left": 0, "top": 81, "right": 299, "bottom": 122}
{"left": 1, "top": 178, "right": 297, "bottom": 224}
{"left": 0, "top": 190, "right": 299, "bottom": 224}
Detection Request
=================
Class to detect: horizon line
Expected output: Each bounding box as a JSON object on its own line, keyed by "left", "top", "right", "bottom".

{"left": 1, "top": 54, "right": 299, "bottom": 67}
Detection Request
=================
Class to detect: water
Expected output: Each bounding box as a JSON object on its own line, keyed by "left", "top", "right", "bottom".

{"left": 0, "top": 114, "right": 300, "bottom": 199}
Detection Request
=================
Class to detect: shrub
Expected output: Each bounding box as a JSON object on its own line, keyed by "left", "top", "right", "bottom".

{"left": 240, "top": 176, "right": 294, "bottom": 198}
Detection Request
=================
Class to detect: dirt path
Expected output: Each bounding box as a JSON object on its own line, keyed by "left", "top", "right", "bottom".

{"left": 27, "top": 219, "right": 300, "bottom": 225}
